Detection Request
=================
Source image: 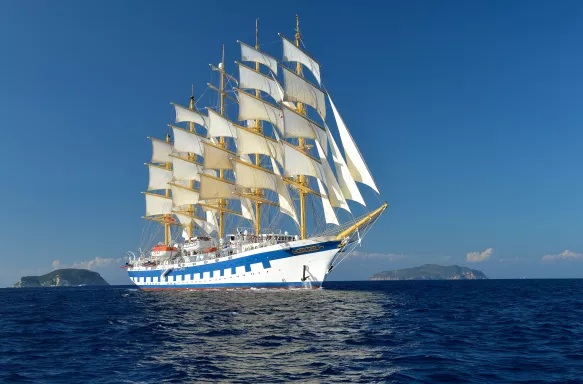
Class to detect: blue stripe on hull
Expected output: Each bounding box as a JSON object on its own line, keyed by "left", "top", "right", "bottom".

{"left": 137, "top": 281, "right": 321, "bottom": 290}
{"left": 127, "top": 240, "right": 340, "bottom": 282}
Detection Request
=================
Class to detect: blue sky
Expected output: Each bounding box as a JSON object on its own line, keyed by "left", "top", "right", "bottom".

{"left": 1, "top": 0, "right": 583, "bottom": 286}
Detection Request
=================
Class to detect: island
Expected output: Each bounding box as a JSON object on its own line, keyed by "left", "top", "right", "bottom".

{"left": 12, "top": 269, "right": 109, "bottom": 288}
{"left": 369, "top": 264, "right": 487, "bottom": 280}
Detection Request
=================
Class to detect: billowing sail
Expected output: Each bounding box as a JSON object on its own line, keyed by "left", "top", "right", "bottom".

{"left": 233, "top": 160, "right": 278, "bottom": 193}
{"left": 240, "top": 197, "right": 256, "bottom": 226}
{"left": 144, "top": 193, "right": 172, "bottom": 216}
{"left": 147, "top": 164, "right": 172, "bottom": 191}
{"left": 171, "top": 155, "right": 203, "bottom": 182}
{"left": 174, "top": 212, "right": 217, "bottom": 235}
{"left": 315, "top": 141, "right": 350, "bottom": 212}
{"left": 283, "top": 142, "right": 326, "bottom": 185}
{"left": 203, "top": 142, "right": 234, "bottom": 170}
{"left": 208, "top": 109, "right": 238, "bottom": 139}
{"left": 280, "top": 66, "right": 326, "bottom": 119}
{"left": 280, "top": 34, "right": 321, "bottom": 84}
{"left": 316, "top": 180, "right": 339, "bottom": 225}
{"left": 199, "top": 174, "right": 239, "bottom": 200}
{"left": 237, "top": 62, "right": 283, "bottom": 103}
{"left": 328, "top": 94, "right": 379, "bottom": 193}
{"left": 171, "top": 127, "right": 205, "bottom": 157}
{"left": 235, "top": 126, "right": 284, "bottom": 166}
{"left": 237, "top": 89, "right": 284, "bottom": 134}
{"left": 270, "top": 157, "right": 299, "bottom": 226}
{"left": 170, "top": 183, "right": 200, "bottom": 207}
{"left": 238, "top": 41, "right": 278, "bottom": 75}
{"left": 172, "top": 103, "right": 209, "bottom": 128}
{"left": 281, "top": 105, "right": 327, "bottom": 150}
{"left": 150, "top": 138, "right": 172, "bottom": 164}
{"left": 325, "top": 125, "right": 365, "bottom": 205}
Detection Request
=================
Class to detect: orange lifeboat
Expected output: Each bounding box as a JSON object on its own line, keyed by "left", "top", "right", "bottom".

{"left": 203, "top": 246, "right": 217, "bottom": 253}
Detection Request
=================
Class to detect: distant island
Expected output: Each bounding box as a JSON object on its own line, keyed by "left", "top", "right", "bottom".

{"left": 370, "top": 264, "right": 488, "bottom": 280}
{"left": 12, "top": 269, "right": 109, "bottom": 288}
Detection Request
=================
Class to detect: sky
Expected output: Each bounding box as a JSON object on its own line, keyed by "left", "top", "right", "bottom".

{"left": 1, "top": 0, "right": 583, "bottom": 286}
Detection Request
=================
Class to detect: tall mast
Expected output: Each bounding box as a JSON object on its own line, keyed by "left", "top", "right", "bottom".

{"left": 295, "top": 14, "right": 308, "bottom": 240}
{"left": 219, "top": 45, "right": 226, "bottom": 239}
{"left": 253, "top": 18, "right": 262, "bottom": 236}
{"left": 188, "top": 86, "right": 195, "bottom": 238}
{"left": 164, "top": 133, "right": 172, "bottom": 245}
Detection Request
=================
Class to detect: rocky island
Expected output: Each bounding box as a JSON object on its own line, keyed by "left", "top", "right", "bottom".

{"left": 369, "top": 264, "right": 487, "bottom": 280}
{"left": 12, "top": 269, "right": 109, "bottom": 288}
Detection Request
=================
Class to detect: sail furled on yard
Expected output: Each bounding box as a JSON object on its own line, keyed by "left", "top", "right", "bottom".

{"left": 238, "top": 41, "right": 278, "bottom": 75}
{"left": 144, "top": 193, "right": 173, "bottom": 216}
{"left": 150, "top": 138, "right": 172, "bottom": 164}
{"left": 171, "top": 127, "right": 205, "bottom": 157}
{"left": 237, "top": 89, "right": 284, "bottom": 134}
{"left": 280, "top": 65, "right": 326, "bottom": 119}
{"left": 237, "top": 62, "right": 283, "bottom": 103}
{"left": 280, "top": 34, "right": 321, "bottom": 84}
{"left": 147, "top": 165, "right": 172, "bottom": 191}
{"left": 172, "top": 103, "right": 209, "bottom": 128}
{"left": 328, "top": 95, "right": 379, "bottom": 193}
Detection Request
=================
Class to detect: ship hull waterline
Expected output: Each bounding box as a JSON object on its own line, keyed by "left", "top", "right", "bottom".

{"left": 127, "top": 239, "right": 342, "bottom": 290}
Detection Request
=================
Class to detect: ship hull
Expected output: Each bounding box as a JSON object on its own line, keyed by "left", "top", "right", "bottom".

{"left": 127, "top": 238, "right": 341, "bottom": 290}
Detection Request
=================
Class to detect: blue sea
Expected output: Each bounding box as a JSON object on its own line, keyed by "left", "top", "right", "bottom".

{"left": 1, "top": 280, "right": 582, "bottom": 383}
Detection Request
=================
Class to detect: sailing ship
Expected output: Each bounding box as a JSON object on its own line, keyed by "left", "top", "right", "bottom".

{"left": 124, "top": 16, "right": 388, "bottom": 290}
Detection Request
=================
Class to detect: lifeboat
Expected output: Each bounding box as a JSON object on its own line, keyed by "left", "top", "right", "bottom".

{"left": 150, "top": 244, "right": 179, "bottom": 262}
{"left": 203, "top": 246, "right": 217, "bottom": 253}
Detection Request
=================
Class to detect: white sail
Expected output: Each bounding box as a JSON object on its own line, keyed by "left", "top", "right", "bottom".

{"left": 171, "top": 156, "right": 202, "bottom": 182}
{"left": 316, "top": 180, "right": 339, "bottom": 225}
{"left": 280, "top": 35, "right": 321, "bottom": 84}
{"left": 315, "top": 141, "right": 350, "bottom": 212}
{"left": 150, "top": 138, "right": 172, "bottom": 164}
{"left": 206, "top": 210, "right": 219, "bottom": 230}
{"left": 144, "top": 193, "right": 172, "bottom": 216}
{"left": 147, "top": 165, "right": 172, "bottom": 191}
{"left": 237, "top": 89, "right": 284, "bottom": 134}
{"left": 281, "top": 66, "right": 326, "bottom": 119}
{"left": 240, "top": 197, "right": 256, "bottom": 226}
{"left": 233, "top": 161, "right": 278, "bottom": 193}
{"left": 326, "top": 126, "right": 365, "bottom": 205}
{"left": 238, "top": 62, "right": 283, "bottom": 103}
{"left": 203, "top": 142, "right": 234, "bottom": 170}
{"left": 199, "top": 174, "right": 239, "bottom": 200}
{"left": 171, "top": 127, "right": 205, "bottom": 157}
{"left": 238, "top": 41, "right": 278, "bottom": 75}
{"left": 328, "top": 95, "right": 379, "bottom": 193}
{"left": 170, "top": 183, "right": 200, "bottom": 207}
{"left": 281, "top": 105, "right": 327, "bottom": 150}
{"left": 235, "top": 126, "right": 284, "bottom": 166}
{"left": 174, "top": 212, "right": 217, "bottom": 235}
{"left": 172, "top": 103, "right": 209, "bottom": 128}
{"left": 270, "top": 157, "right": 299, "bottom": 226}
{"left": 283, "top": 143, "right": 326, "bottom": 185}
{"left": 208, "top": 109, "right": 237, "bottom": 139}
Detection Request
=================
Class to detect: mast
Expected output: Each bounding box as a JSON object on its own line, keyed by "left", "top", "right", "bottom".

{"left": 295, "top": 14, "right": 308, "bottom": 240}
{"left": 254, "top": 18, "right": 262, "bottom": 236}
{"left": 188, "top": 86, "right": 195, "bottom": 238}
{"left": 164, "top": 133, "right": 171, "bottom": 245}
{"left": 219, "top": 45, "right": 226, "bottom": 239}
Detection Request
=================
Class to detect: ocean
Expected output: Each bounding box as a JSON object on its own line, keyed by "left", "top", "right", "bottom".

{"left": 0, "top": 280, "right": 581, "bottom": 383}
